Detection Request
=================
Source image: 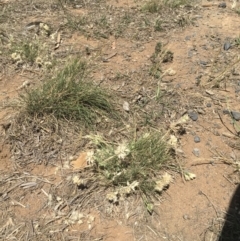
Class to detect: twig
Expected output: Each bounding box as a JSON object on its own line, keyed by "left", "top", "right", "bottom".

{"left": 204, "top": 55, "right": 240, "bottom": 86}
{"left": 223, "top": 174, "right": 236, "bottom": 186}
{"left": 102, "top": 52, "right": 117, "bottom": 62}
{"left": 191, "top": 161, "right": 215, "bottom": 166}
{"left": 202, "top": 2, "right": 218, "bottom": 7}
{"left": 199, "top": 190, "right": 218, "bottom": 217}
{"left": 10, "top": 198, "right": 26, "bottom": 208}
{"left": 208, "top": 148, "right": 233, "bottom": 165}
{"left": 146, "top": 225, "right": 158, "bottom": 237}
{"left": 217, "top": 111, "right": 238, "bottom": 136}
{"left": 175, "top": 157, "right": 185, "bottom": 183}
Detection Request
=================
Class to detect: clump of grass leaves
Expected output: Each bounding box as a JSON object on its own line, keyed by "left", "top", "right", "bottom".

{"left": 22, "top": 60, "right": 114, "bottom": 126}
{"left": 95, "top": 132, "right": 171, "bottom": 195}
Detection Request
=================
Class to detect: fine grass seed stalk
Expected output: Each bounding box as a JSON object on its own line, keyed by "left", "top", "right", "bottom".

{"left": 21, "top": 60, "right": 115, "bottom": 126}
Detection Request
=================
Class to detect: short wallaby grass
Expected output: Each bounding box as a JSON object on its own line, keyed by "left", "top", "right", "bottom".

{"left": 21, "top": 60, "right": 115, "bottom": 126}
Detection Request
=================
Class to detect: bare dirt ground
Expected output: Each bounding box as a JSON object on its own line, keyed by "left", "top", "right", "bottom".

{"left": 1, "top": 0, "right": 240, "bottom": 240}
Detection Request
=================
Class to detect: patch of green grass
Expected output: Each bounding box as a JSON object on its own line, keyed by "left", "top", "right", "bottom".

{"left": 149, "top": 42, "right": 174, "bottom": 78}
{"left": 142, "top": 0, "right": 192, "bottom": 13}
{"left": 11, "top": 41, "right": 39, "bottom": 65}
{"left": 167, "top": 0, "right": 192, "bottom": 8}
{"left": 149, "top": 63, "right": 162, "bottom": 79}
{"left": 97, "top": 15, "right": 109, "bottom": 28}
{"left": 114, "top": 12, "right": 132, "bottom": 38}
{"left": 122, "top": 12, "right": 132, "bottom": 25}
{"left": 21, "top": 60, "right": 115, "bottom": 126}
{"left": 177, "top": 14, "right": 193, "bottom": 28}
{"left": 154, "top": 19, "right": 163, "bottom": 32}
{"left": 66, "top": 16, "right": 88, "bottom": 32}
{"left": 95, "top": 132, "right": 171, "bottom": 195}
{"left": 155, "top": 42, "right": 162, "bottom": 54}
{"left": 0, "top": 11, "right": 8, "bottom": 24}
{"left": 142, "top": 0, "right": 160, "bottom": 13}
{"left": 93, "top": 14, "right": 112, "bottom": 39}
{"left": 22, "top": 42, "right": 39, "bottom": 64}
{"left": 57, "top": 0, "right": 88, "bottom": 32}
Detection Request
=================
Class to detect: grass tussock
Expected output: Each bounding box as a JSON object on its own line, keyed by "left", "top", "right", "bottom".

{"left": 21, "top": 60, "right": 115, "bottom": 126}
{"left": 94, "top": 132, "right": 171, "bottom": 195}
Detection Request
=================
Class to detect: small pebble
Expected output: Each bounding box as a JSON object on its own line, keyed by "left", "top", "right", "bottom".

{"left": 175, "top": 83, "right": 181, "bottom": 89}
{"left": 188, "top": 111, "right": 198, "bottom": 121}
{"left": 235, "top": 88, "right": 240, "bottom": 94}
{"left": 193, "top": 148, "right": 200, "bottom": 157}
{"left": 197, "top": 109, "right": 205, "bottom": 115}
{"left": 176, "top": 148, "right": 184, "bottom": 155}
{"left": 194, "top": 136, "right": 201, "bottom": 143}
{"left": 231, "top": 111, "right": 240, "bottom": 121}
{"left": 224, "top": 42, "right": 231, "bottom": 51}
{"left": 206, "top": 103, "right": 211, "bottom": 107}
{"left": 223, "top": 109, "right": 230, "bottom": 115}
{"left": 232, "top": 69, "right": 240, "bottom": 76}
{"left": 199, "top": 60, "right": 208, "bottom": 66}
{"left": 188, "top": 50, "right": 193, "bottom": 57}
{"left": 218, "top": 2, "right": 226, "bottom": 8}
{"left": 195, "top": 75, "right": 202, "bottom": 85}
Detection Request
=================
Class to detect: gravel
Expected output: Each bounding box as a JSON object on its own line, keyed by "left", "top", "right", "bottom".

{"left": 188, "top": 111, "right": 198, "bottom": 121}
{"left": 194, "top": 136, "right": 201, "bottom": 143}
{"left": 193, "top": 148, "right": 200, "bottom": 157}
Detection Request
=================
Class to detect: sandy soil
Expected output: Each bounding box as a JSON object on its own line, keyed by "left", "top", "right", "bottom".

{"left": 1, "top": 0, "right": 240, "bottom": 240}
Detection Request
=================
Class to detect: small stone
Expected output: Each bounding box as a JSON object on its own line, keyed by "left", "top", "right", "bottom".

{"left": 188, "top": 49, "right": 194, "bottom": 57}
{"left": 232, "top": 69, "right": 240, "bottom": 76}
{"left": 197, "top": 109, "right": 205, "bottom": 115}
{"left": 193, "top": 148, "right": 200, "bottom": 157}
{"left": 235, "top": 88, "right": 240, "bottom": 94}
{"left": 123, "top": 101, "right": 130, "bottom": 112}
{"left": 175, "top": 83, "right": 181, "bottom": 89}
{"left": 223, "top": 109, "right": 231, "bottom": 115}
{"left": 194, "top": 136, "right": 201, "bottom": 143}
{"left": 231, "top": 111, "right": 240, "bottom": 121}
{"left": 206, "top": 89, "right": 214, "bottom": 96}
{"left": 218, "top": 2, "right": 226, "bottom": 8}
{"left": 202, "top": 45, "right": 208, "bottom": 50}
{"left": 224, "top": 42, "right": 231, "bottom": 51}
{"left": 183, "top": 214, "right": 189, "bottom": 220}
{"left": 206, "top": 103, "right": 211, "bottom": 107}
{"left": 188, "top": 111, "right": 198, "bottom": 121}
{"left": 166, "top": 68, "right": 176, "bottom": 76}
{"left": 176, "top": 148, "right": 184, "bottom": 155}
{"left": 200, "top": 60, "right": 208, "bottom": 66}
